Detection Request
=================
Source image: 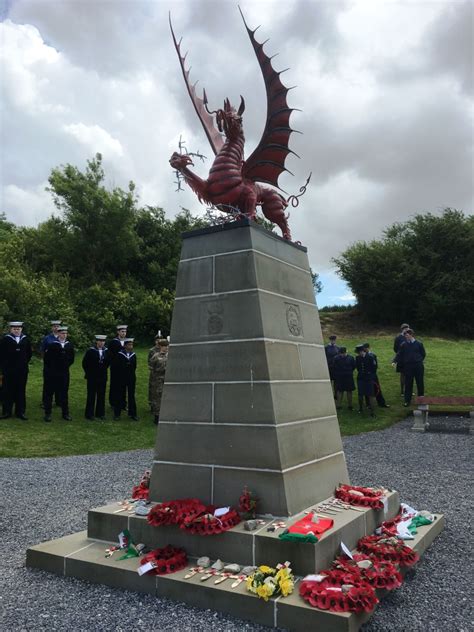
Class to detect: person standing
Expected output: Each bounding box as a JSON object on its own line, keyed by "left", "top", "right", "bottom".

{"left": 394, "top": 329, "right": 426, "bottom": 407}
{"left": 333, "top": 347, "right": 356, "bottom": 411}
{"left": 40, "top": 319, "right": 62, "bottom": 408}
{"left": 148, "top": 337, "right": 169, "bottom": 424}
{"left": 0, "top": 321, "right": 32, "bottom": 420}
{"left": 324, "top": 335, "right": 340, "bottom": 396}
{"left": 82, "top": 335, "right": 109, "bottom": 420}
{"left": 393, "top": 323, "right": 410, "bottom": 396}
{"left": 355, "top": 344, "right": 377, "bottom": 417}
{"left": 362, "top": 343, "right": 389, "bottom": 408}
{"left": 113, "top": 338, "right": 138, "bottom": 421}
{"left": 108, "top": 325, "right": 128, "bottom": 410}
{"left": 43, "top": 326, "right": 75, "bottom": 422}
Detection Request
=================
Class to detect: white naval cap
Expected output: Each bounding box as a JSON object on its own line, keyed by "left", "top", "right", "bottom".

{"left": 9, "top": 321, "right": 24, "bottom": 327}
{"left": 57, "top": 326, "right": 68, "bottom": 332}
{"left": 116, "top": 324, "right": 128, "bottom": 330}
{"left": 50, "top": 320, "right": 62, "bottom": 325}
{"left": 95, "top": 335, "right": 107, "bottom": 340}
{"left": 124, "top": 337, "right": 134, "bottom": 343}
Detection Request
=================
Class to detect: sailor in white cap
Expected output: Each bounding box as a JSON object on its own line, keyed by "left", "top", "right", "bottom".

{"left": 113, "top": 337, "right": 138, "bottom": 421}
{"left": 108, "top": 324, "right": 128, "bottom": 411}
{"left": 82, "top": 335, "right": 110, "bottom": 420}
{"left": 43, "top": 326, "right": 75, "bottom": 422}
{"left": 40, "top": 320, "right": 62, "bottom": 409}
{"left": 0, "top": 321, "right": 32, "bottom": 420}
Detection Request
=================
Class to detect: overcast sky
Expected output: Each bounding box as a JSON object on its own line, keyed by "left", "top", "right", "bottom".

{"left": 1, "top": 0, "right": 473, "bottom": 305}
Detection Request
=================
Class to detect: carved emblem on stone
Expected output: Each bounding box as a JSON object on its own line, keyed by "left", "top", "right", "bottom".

{"left": 207, "top": 301, "right": 224, "bottom": 335}
{"left": 286, "top": 303, "right": 303, "bottom": 337}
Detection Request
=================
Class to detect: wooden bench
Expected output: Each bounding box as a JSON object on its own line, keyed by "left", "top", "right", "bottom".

{"left": 412, "top": 396, "right": 474, "bottom": 432}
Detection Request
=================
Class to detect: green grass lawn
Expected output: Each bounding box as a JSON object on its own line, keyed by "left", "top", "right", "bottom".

{"left": 1, "top": 338, "right": 473, "bottom": 457}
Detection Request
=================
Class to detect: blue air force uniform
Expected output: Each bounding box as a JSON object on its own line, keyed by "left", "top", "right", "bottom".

{"left": 333, "top": 353, "right": 356, "bottom": 392}
{"left": 82, "top": 342, "right": 110, "bottom": 419}
{"left": 325, "top": 342, "right": 340, "bottom": 382}
{"left": 355, "top": 353, "right": 377, "bottom": 398}
{"left": 0, "top": 330, "right": 32, "bottom": 418}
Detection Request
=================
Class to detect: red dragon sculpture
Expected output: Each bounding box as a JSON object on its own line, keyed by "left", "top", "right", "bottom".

{"left": 169, "top": 9, "right": 304, "bottom": 240}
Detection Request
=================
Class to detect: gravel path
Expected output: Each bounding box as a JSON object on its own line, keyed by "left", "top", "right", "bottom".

{"left": 1, "top": 417, "right": 472, "bottom": 632}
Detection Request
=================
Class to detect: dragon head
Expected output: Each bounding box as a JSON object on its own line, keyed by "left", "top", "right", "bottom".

{"left": 205, "top": 93, "right": 245, "bottom": 141}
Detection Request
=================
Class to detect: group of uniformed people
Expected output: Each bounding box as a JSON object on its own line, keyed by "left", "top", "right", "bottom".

{"left": 325, "top": 325, "right": 426, "bottom": 417}
{"left": 0, "top": 320, "right": 169, "bottom": 423}
{"left": 325, "top": 335, "right": 389, "bottom": 417}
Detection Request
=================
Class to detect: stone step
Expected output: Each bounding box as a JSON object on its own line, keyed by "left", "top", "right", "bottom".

{"left": 87, "top": 491, "right": 400, "bottom": 576}
{"left": 26, "top": 513, "right": 445, "bottom": 632}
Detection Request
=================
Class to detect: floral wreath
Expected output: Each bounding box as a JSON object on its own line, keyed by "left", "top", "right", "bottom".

{"left": 246, "top": 562, "right": 294, "bottom": 601}
{"left": 299, "top": 569, "right": 378, "bottom": 613}
{"left": 357, "top": 535, "right": 419, "bottom": 568}
{"left": 140, "top": 545, "right": 187, "bottom": 575}
{"left": 332, "top": 553, "right": 402, "bottom": 591}
{"left": 239, "top": 486, "right": 258, "bottom": 519}
{"left": 131, "top": 469, "right": 151, "bottom": 501}
{"left": 147, "top": 498, "right": 241, "bottom": 535}
{"left": 335, "top": 484, "right": 385, "bottom": 510}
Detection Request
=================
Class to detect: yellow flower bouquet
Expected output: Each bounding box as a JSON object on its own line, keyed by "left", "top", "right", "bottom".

{"left": 246, "top": 562, "right": 295, "bottom": 601}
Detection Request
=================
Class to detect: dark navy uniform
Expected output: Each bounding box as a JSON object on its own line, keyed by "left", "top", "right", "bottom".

{"left": 0, "top": 333, "right": 32, "bottom": 418}
{"left": 355, "top": 353, "right": 377, "bottom": 398}
{"left": 44, "top": 340, "right": 75, "bottom": 418}
{"left": 41, "top": 332, "right": 60, "bottom": 406}
{"left": 365, "top": 350, "right": 388, "bottom": 407}
{"left": 325, "top": 342, "right": 340, "bottom": 384}
{"left": 113, "top": 349, "right": 137, "bottom": 419}
{"left": 333, "top": 353, "right": 356, "bottom": 392}
{"left": 395, "top": 339, "right": 426, "bottom": 404}
{"left": 108, "top": 337, "right": 126, "bottom": 409}
{"left": 82, "top": 346, "right": 110, "bottom": 419}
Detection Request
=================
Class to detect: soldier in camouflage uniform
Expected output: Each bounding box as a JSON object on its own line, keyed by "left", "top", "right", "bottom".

{"left": 148, "top": 337, "right": 169, "bottom": 424}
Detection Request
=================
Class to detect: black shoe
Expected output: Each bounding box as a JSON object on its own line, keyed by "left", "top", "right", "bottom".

{"left": 154, "top": 416, "right": 159, "bottom": 425}
{"left": 16, "top": 414, "right": 28, "bottom": 421}
{"left": 348, "top": 406, "right": 353, "bottom": 411}
{"left": 113, "top": 416, "right": 121, "bottom": 421}
{"left": 130, "top": 415, "right": 139, "bottom": 421}
{"left": 44, "top": 415, "right": 52, "bottom": 422}
{"left": 379, "top": 404, "right": 390, "bottom": 408}
{"left": 0, "top": 414, "right": 11, "bottom": 419}
{"left": 370, "top": 410, "right": 376, "bottom": 418}
{"left": 99, "top": 416, "right": 106, "bottom": 421}
{"left": 403, "top": 402, "right": 409, "bottom": 407}
{"left": 336, "top": 406, "right": 342, "bottom": 410}
{"left": 85, "top": 416, "right": 95, "bottom": 421}
{"left": 62, "top": 414, "right": 72, "bottom": 421}
{"left": 357, "top": 409, "right": 363, "bottom": 414}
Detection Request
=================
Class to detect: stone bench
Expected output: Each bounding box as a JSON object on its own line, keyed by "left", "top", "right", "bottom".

{"left": 412, "top": 396, "right": 474, "bottom": 432}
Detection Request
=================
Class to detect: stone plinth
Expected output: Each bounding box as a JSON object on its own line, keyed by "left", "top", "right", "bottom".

{"left": 150, "top": 219, "right": 349, "bottom": 516}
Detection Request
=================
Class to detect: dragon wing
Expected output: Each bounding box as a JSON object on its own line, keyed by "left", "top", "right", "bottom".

{"left": 240, "top": 8, "right": 298, "bottom": 190}
{"left": 169, "top": 14, "right": 224, "bottom": 156}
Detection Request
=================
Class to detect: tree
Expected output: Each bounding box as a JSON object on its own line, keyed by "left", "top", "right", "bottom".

{"left": 333, "top": 209, "right": 474, "bottom": 335}
{"left": 47, "top": 153, "right": 139, "bottom": 282}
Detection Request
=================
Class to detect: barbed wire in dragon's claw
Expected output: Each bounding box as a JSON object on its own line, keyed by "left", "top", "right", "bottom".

{"left": 174, "top": 135, "right": 208, "bottom": 192}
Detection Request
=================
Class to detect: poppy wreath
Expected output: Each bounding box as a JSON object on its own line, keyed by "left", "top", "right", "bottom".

{"left": 335, "top": 484, "right": 385, "bottom": 510}
{"left": 332, "top": 554, "right": 402, "bottom": 591}
{"left": 131, "top": 469, "right": 151, "bottom": 501}
{"left": 147, "top": 499, "right": 241, "bottom": 535}
{"left": 357, "top": 535, "right": 419, "bottom": 568}
{"left": 140, "top": 545, "right": 187, "bottom": 575}
{"left": 239, "top": 486, "right": 258, "bottom": 519}
{"left": 299, "top": 569, "right": 378, "bottom": 613}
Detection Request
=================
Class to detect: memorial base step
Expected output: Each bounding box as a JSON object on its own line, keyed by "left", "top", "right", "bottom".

{"left": 26, "top": 513, "right": 444, "bottom": 632}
